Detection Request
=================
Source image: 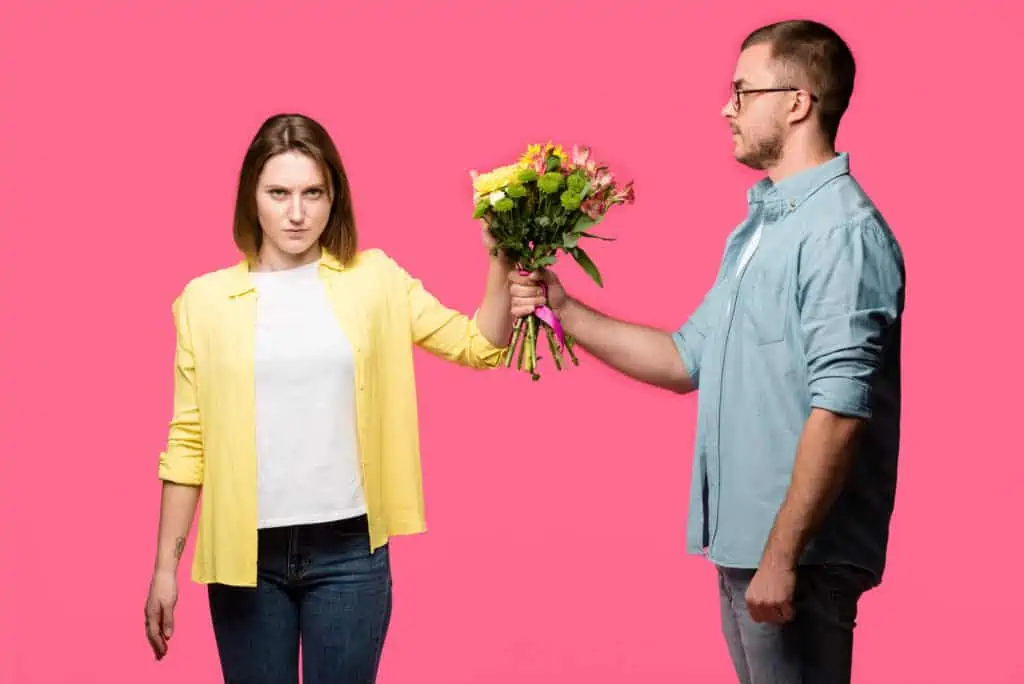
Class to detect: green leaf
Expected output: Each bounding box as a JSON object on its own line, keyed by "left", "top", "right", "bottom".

{"left": 580, "top": 231, "right": 615, "bottom": 241}
{"left": 572, "top": 215, "right": 604, "bottom": 234}
{"left": 568, "top": 246, "right": 603, "bottom": 287}
{"left": 563, "top": 232, "right": 580, "bottom": 249}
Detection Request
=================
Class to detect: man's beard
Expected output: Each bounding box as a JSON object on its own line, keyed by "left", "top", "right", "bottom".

{"left": 735, "top": 124, "right": 784, "bottom": 170}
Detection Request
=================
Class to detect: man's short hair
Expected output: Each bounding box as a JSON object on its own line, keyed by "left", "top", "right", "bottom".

{"left": 742, "top": 20, "right": 856, "bottom": 142}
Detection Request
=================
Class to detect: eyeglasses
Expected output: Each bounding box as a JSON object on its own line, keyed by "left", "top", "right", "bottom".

{"left": 730, "top": 86, "right": 818, "bottom": 112}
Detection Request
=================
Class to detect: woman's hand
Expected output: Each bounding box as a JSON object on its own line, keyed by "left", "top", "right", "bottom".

{"left": 468, "top": 219, "right": 515, "bottom": 348}
{"left": 480, "top": 220, "right": 507, "bottom": 262}
{"left": 145, "top": 569, "right": 178, "bottom": 660}
{"left": 480, "top": 219, "right": 495, "bottom": 248}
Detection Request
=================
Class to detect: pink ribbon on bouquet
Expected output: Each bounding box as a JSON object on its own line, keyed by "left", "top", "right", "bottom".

{"left": 519, "top": 268, "right": 566, "bottom": 349}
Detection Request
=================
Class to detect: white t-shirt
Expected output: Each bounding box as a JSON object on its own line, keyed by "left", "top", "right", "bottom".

{"left": 725, "top": 223, "right": 762, "bottom": 318}
{"left": 249, "top": 260, "right": 366, "bottom": 528}
{"left": 736, "top": 223, "right": 762, "bottom": 276}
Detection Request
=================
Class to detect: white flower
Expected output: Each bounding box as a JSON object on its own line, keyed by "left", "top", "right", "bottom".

{"left": 488, "top": 190, "right": 506, "bottom": 206}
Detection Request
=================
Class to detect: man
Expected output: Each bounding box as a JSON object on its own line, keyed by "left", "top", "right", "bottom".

{"left": 509, "top": 19, "right": 905, "bottom": 684}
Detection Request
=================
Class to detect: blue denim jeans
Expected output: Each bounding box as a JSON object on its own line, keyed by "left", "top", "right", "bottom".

{"left": 207, "top": 515, "right": 392, "bottom": 684}
{"left": 717, "top": 564, "right": 874, "bottom": 684}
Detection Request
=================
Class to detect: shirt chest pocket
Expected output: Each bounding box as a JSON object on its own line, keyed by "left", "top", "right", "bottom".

{"left": 738, "top": 266, "right": 789, "bottom": 345}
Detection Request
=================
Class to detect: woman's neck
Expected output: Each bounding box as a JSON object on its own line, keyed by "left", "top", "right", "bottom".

{"left": 252, "top": 244, "right": 320, "bottom": 272}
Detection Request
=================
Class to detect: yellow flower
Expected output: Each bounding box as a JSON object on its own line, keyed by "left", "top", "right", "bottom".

{"left": 520, "top": 143, "right": 542, "bottom": 164}
{"left": 519, "top": 141, "right": 567, "bottom": 167}
{"left": 471, "top": 163, "right": 523, "bottom": 196}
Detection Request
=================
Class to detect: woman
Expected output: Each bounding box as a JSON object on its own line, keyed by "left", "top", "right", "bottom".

{"left": 143, "top": 113, "right": 514, "bottom": 683}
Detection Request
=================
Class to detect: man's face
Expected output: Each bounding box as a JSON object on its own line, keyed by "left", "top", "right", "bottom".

{"left": 722, "top": 43, "right": 792, "bottom": 170}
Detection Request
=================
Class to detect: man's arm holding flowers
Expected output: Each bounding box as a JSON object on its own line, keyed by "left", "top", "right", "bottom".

{"left": 509, "top": 269, "right": 695, "bottom": 394}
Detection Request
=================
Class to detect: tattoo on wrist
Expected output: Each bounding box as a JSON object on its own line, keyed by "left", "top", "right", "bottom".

{"left": 174, "top": 536, "right": 186, "bottom": 558}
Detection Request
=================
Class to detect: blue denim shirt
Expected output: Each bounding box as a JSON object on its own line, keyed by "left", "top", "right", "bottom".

{"left": 672, "top": 153, "right": 905, "bottom": 583}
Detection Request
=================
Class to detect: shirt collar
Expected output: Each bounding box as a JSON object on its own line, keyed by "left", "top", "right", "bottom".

{"left": 746, "top": 152, "right": 850, "bottom": 210}
{"left": 227, "top": 247, "right": 345, "bottom": 297}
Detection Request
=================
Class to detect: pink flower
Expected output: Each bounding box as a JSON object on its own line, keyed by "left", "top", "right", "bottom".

{"left": 612, "top": 180, "right": 635, "bottom": 205}
{"left": 581, "top": 197, "right": 603, "bottom": 219}
{"left": 571, "top": 144, "right": 591, "bottom": 167}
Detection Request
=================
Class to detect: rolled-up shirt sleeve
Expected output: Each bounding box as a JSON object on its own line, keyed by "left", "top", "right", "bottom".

{"left": 672, "top": 281, "right": 723, "bottom": 389}
{"left": 797, "top": 219, "right": 905, "bottom": 419}
{"left": 158, "top": 288, "right": 205, "bottom": 485}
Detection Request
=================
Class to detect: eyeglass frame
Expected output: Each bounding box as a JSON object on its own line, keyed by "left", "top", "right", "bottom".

{"left": 729, "top": 85, "right": 818, "bottom": 113}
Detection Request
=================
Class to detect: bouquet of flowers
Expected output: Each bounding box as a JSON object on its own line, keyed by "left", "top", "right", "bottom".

{"left": 471, "top": 141, "right": 635, "bottom": 379}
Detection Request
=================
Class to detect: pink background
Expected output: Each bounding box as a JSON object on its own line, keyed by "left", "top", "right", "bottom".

{"left": 2, "top": 1, "right": 1021, "bottom": 682}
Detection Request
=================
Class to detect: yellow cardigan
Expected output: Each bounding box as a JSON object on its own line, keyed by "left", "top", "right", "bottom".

{"left": 158, "top": 247, "right": 506, "bottom": 586}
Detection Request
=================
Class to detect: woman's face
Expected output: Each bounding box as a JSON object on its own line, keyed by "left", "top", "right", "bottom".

{"left": 255, "top": 151, "right": 332, "bottom": 264}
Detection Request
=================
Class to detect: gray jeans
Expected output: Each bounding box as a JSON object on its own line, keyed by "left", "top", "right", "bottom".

{"left": 717, "top": 564, "right": 874, "bottom": 684}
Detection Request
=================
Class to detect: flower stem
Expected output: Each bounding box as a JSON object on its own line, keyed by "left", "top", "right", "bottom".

{"left": 504, "top": 318, "right": 524, "bottom": 368}
{"left": 527, "top": 314, "right": 539, "bottom": 380}
{"left": 517, "top": 321, "right": 527, "bottom": 371}
{"left": 565, "top": 334, "right": 580, "bottom": 366}
{"left": 544, "top": 324, "right": 563, "bottom": 371}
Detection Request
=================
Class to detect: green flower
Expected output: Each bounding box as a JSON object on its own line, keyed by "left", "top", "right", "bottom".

{"left": 472, "top": 199, "right": 491, "bottom": 219}
{"left": 506, "top": 183, "right": 527, "bottom": 198}
{"left": 494, "top": 197, "right": 514, "bottom": 213}
{"left": 560, "top": 190, "right": 582, "bottom": 211}
{"left": 537, "top": 172, "right": 564, "bottom": 194}
{"left": 567, "top": 173, "right": 586, "bottom": 194}
{"left": 518, "top": 168, "right": 538, "bottom": 183}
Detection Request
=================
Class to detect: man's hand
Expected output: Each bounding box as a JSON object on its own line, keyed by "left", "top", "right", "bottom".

{"left": 745, "top": 565, "right": 797, "bottom": 624}
{"left": 508, "top": 269, "right": 568, "bottom": 318}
